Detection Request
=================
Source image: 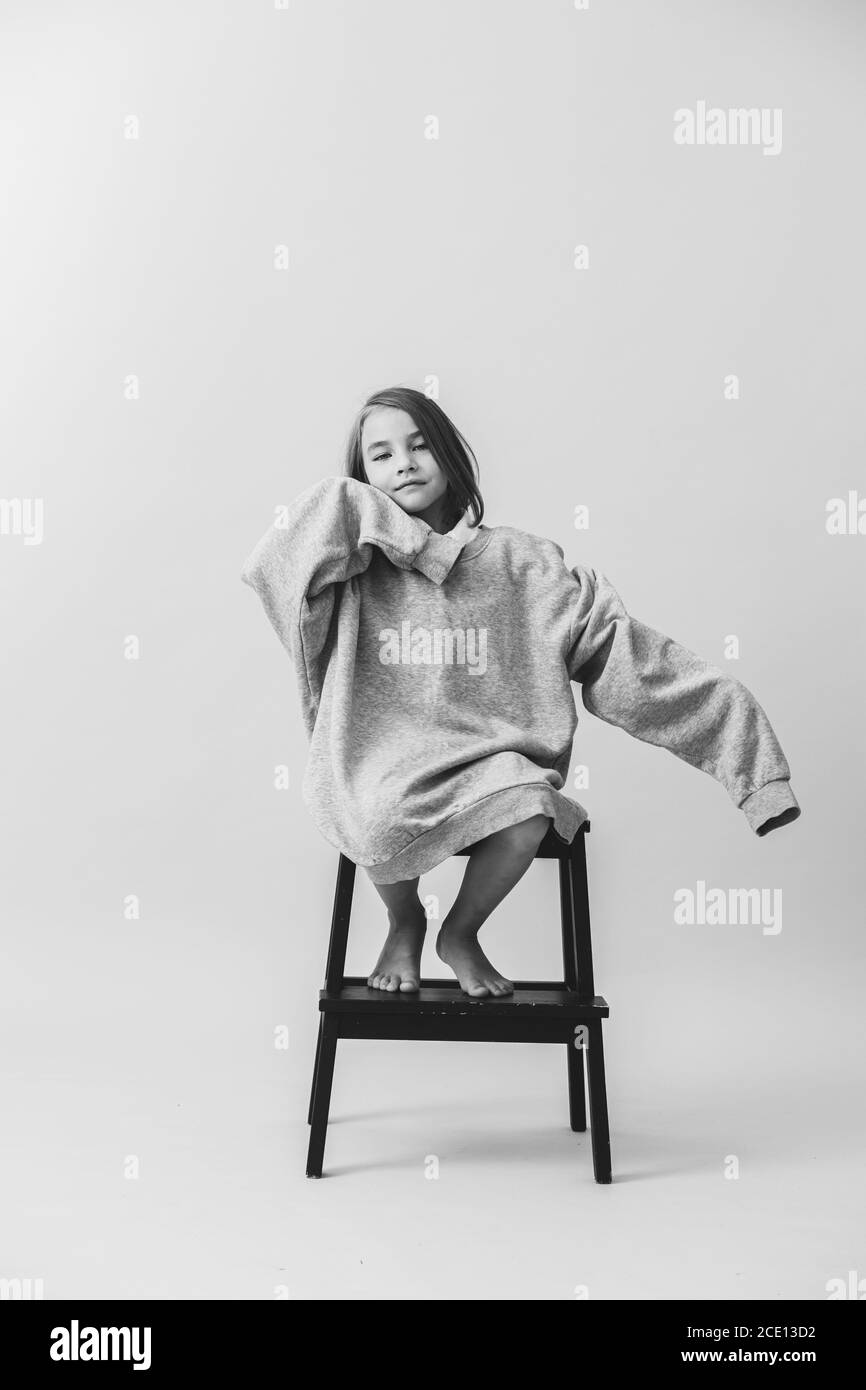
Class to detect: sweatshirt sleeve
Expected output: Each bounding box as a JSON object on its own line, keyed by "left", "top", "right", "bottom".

{"left": 564, "top": 563, "right": 801, "bottom": 837}
{"left": 240, "top": 474, "right": 464, "bottom": 686}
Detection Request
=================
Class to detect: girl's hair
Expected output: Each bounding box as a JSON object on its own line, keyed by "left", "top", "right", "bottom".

{"left": 344, "top": 386, "right": 484, "bottom": 530}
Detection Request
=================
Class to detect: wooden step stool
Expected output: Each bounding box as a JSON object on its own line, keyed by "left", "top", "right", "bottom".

{"left": 305, "top": 820, "right": 612, "bottom": 1182}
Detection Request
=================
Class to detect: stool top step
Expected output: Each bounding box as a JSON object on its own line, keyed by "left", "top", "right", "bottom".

{"left": 320, "top": 982, "right": 609, "bottom": 1018}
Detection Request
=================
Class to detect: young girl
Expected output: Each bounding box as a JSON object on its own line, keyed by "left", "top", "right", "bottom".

{"left": 241, "top": 386, "right": 801, "bottom": 999}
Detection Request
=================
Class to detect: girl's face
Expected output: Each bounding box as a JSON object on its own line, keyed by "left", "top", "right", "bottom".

{"left": 360, "top": 406, "right": 450, "bottom": 528}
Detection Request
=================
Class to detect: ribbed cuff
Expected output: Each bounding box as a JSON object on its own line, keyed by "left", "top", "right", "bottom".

{"left": 412, "top": 529, "right": 464, "bottom": 585}
{"left": 741, "top": 779, "right": 801, "bottom": 836}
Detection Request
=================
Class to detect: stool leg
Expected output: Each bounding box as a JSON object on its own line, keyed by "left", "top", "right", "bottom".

{"left": 306, "top": 1016, "right": 339, "bottom": 1178}
{"left": 585, "top": 1020, "right": 612, "bottom": 1183}
{"left": 307, "top": 1015, "right": 324, "bottom": 1125}
{"left": 566, "top": 1041, "right": 587, "bottom": 1132}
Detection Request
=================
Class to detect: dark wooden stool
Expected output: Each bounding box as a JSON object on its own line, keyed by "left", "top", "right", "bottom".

{"left": 305, "top": 820, "right": 612, "bottom": 1182}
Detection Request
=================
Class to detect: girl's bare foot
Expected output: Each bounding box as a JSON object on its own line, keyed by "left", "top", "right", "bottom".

{"left": 435, "top": 920, "right": 514, "bottom": 998}
{"left": 367, "top": 901, "right": 428, "bottom": 992}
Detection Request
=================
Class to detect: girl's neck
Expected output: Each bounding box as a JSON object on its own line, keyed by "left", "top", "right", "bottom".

{"left": 417, "top": 497, "right": 456, "bottom": 533}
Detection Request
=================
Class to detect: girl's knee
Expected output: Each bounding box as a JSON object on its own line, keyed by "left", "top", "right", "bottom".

{"left": 369, "top": 874, "right": 420, "bottom": 906}
{"left": 500, "top": 813, "right": 551, "bottom": 855}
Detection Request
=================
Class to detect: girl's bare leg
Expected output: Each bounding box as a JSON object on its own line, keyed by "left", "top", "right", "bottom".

{"left": 435, "top": 814, "right": 551, "bottom": 997}
{"left": 367, "top": 875, "right": 427, "bottom": 993}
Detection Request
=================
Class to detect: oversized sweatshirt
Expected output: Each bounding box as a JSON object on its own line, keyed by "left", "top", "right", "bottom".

{"left": 240, "top": 475, "right": 801, "bottom": 883}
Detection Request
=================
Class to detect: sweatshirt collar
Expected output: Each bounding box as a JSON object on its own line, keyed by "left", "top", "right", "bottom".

{"left": 445, "top": 507, "right": 484, "bottom": 554}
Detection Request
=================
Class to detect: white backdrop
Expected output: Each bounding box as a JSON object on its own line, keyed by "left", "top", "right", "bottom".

{"left": 1, "top": 0, "right": 864, "bottom": 1301}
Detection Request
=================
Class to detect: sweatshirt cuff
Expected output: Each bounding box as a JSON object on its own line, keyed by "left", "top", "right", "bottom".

{"left": 412, "top": 529, "right": 464, "bottom": 585}
{"left": 740, "top": 779, "right": 801, "bottom": 836}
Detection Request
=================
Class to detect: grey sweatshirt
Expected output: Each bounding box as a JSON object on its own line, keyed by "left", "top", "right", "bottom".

{"left": 241, "top": 475, "right": 801, "bottom": 883}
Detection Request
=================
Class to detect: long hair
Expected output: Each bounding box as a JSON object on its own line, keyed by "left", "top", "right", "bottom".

{"left": 344, "top": 386, "right": 484, "bottom": 531}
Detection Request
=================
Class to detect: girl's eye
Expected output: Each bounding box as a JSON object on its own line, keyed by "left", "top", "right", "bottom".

{"left": 371, "top": 442, "right": 427, "bottom": 462}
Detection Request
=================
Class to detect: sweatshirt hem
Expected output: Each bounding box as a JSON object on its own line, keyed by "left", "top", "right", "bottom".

{"left": 360, "top": 783, "right": 589, "bottom": 884}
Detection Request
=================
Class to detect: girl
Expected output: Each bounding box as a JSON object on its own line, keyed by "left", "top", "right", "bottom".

{"left": 241, "top": 386, "right": 801, "bottom": 999}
